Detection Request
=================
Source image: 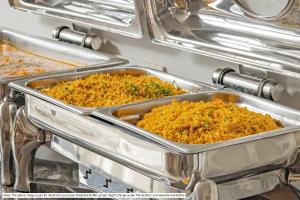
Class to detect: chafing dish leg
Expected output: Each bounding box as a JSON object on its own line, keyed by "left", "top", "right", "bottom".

{"left": 192, "top": 180, "right": 218, "bottom": 200}
{"left": 12, "top": 107, "right": 45, "bottom": 192}
{"left": 0, "top": 97, "right": 17, "bottom": 186}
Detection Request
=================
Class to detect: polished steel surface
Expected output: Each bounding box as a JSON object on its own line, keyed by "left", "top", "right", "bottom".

{"left": 16, "top": 90, "right": 300, "bottom": 191}
{"left": 9, "top": 65, "right": 214, "bottom": 115}
{"left": 0, "top": 27, "right": 126, "bottom": 189}
{"left": 0, "top": 97, "right": 17, "bottom": 186}
{"left": 145, "top": 0, "right": 300, "bottom": 78}
{"left": 0, "top": 27, "right": 125, "bottom": 101}
{"left": 93, "top": 91, "right": 300, "bottom": 153}
{"left": 12, "top": 107, "right": 45, "bottom": 192}
{"left": 0, "top": 27, "right": 126, "bottom": 85}
{"left": 52, "top": 26, "right": 103, "bottom": 51}
{"left": 212, "top": 68, "right": 284, "bottom": 101}
{"left": 52, "top": 136, "right": 286, "bottom": 199}
{"left": 9, "top": 0, "right": 143, "bottom": 38}
{"left": 24, "top": 96, "right": 196, "bottom": 189}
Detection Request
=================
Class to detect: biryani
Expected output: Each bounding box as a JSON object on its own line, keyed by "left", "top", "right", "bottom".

{"left": 40, "top": 73, "right": 186, "bottom": 107}
{"left": 136, "top": 99, "right": 283, "bottom": 144}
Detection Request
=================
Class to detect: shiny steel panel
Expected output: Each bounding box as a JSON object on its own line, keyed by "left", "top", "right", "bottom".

{"left": 51, "top": 136, "right": 281, "bottom": 200}
{"left": 93, "top": 91, "right": 300, "bottom": 153}
{"left": 9, "top": 65, "right": 214, "bottom": 115}
{"left": 145, "top": 0, "right": 300, "bottom": 78}
{"left": 9, "top": 0, "right": 143, "bottom": 38}
{"left": 0, "top": 27, "right": 126, "bottom": 99}
{"left": 25, "top": 96, "right": 198, "bottom": 188}
{"left": 20, "top": 92, "right": 300, "bottom": 189}
{"left": 52, "top": 136, "right": 284, "bottom": 199}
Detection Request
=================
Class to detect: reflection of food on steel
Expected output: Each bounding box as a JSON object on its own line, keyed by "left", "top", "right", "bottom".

{"left": 137, "top": 99, "right": 283, "bottom": 144}
{"left": 40, "top": 73, "right": 187, "bottom": 107}
{"left": 0, "top": 43, "right": 75, "bottom": 78}
{"left": 174, "top": 0, "right": 187, "bottom": 9}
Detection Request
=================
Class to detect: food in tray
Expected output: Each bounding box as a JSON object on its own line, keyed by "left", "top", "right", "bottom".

{"left": 40, "top": 73, "right": 186, "bottom": 107}
{"left": 136, "top": 99, "right": 283, "bottom": 144}
{"left": 0, "top": 44, "right": 75, "bottom": 77}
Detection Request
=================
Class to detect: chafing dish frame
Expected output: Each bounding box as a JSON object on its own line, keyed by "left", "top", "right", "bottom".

{"left": 0, "top": 26, "right": 127, "bottom": 186}
{"left": 8, "top": 79, "right": 300, "bottom": 192}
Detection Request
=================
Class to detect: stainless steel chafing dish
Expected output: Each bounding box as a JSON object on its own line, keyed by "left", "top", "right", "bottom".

{"left": 8, "top": 65, "right": 300, "bottom": 198}
{"left": 4, "top": 0, "right": 300, "bottom": 199}
{"left": 9, "top": 65, "right": 213, "bottom": 191}
{"left": 0, "top": 27, "right": 127, "bottom": 187}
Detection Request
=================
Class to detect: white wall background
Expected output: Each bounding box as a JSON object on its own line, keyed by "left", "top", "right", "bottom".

{"left": 0, "top": 1, "right": 236, "bottom": 85}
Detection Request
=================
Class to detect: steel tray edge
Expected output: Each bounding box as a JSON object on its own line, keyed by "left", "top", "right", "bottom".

{"left": 0, "top": 27, "right": 128, "bottom": 84}
{"left": 91, "top": 91, "right": 300, "bottom": 154}
{"left": 9, "top": 65, "right": 215, "bottom": 115}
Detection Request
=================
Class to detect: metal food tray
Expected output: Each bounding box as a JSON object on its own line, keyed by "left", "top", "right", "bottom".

{"left": 0, "top": 27, "right": 126, "bottom": 84}
{"left": 14, "top": 88, "right": 300, "bottom": 189}
{"left": 92, "top": 91, "right": 300, "bottom": 153}
{"left": 10, "top": 65, "right": 214, "bottom": 115}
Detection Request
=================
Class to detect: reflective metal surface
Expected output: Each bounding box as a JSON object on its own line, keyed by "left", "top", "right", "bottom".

{"left": 12, "top": 107, "right": 45, "bottom": 192}
{"left": 94, "top": 91, "right": 300, "bottom": 153}
{"left": 9, "top": 65, "right": 214, "bottom": 115}
{"left": 0, "top": 97, "right": 17, "bottom": 186}
{"left": 145, "top": 0, "right": 300, "bottom": 78}
{"left": 15, "top": 90, "right": 300, "bottom": 192}
{"left": 212, "top": 68, "right": 284, "bottom": 101}
{"left": 24, "top": 96, "right": 197, "bottom": 189}
{"left": 0, "top": 27, "right": 126, "bottom": 85}
{"left": 0, "top": 27, "right": 126, "bottom": 189}
{"left": 233, "top": 0, "right": 294, "bottom": 19}
{"left": 53, "top": 26, "right": 103, "bottom": 50}
{"left": 52, "top": 136, "right": 286, "bottom": 199}
{"left": 9, "top": 0, "right": 143, "bottom": 38}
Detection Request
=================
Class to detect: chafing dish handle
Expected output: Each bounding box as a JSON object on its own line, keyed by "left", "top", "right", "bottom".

{"left": 192, "top": 180, "right": 218, "bottom": 200}
{"left": 287, "top": 165, "right": 300, "bottom": 198}
{"left": 0, "top": 97, "right": 17, "bottom": 186}
{"left": 212, "top": 67, "right": 284, "bottom": 101}
{"left": 53, "top": 26, "right": 102, "bottom": 51}
{"left": 12, "top": 107, "right": 45, "bottom": 192}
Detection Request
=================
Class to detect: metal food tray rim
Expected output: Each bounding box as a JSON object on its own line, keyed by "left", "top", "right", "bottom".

{"left": 0, "top": 27, "right": 127, "bottom": 84}
{"left": 92, "top": 91, "right": 300, "bottom": 154}
{"left": 9, "top": 65, "right": 213, "bottom": 115}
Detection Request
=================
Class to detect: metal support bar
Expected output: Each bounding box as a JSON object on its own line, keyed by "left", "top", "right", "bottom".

{"left": 12, "top": 107, "right": 45, "bottom": 192}
{"left": 0, "top": 97, "right": 17, "bottom": 186}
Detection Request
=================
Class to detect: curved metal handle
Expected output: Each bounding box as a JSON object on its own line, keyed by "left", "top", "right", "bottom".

{"left": 192, "top": 180, "right": 218, "bottom": 200}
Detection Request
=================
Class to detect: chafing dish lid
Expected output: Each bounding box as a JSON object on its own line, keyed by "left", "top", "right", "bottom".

{"left": 8, "top": 0, "right": 143, "bottom": 38}
{"left": 146, "top": 0, "right": 300, "bottom": 76}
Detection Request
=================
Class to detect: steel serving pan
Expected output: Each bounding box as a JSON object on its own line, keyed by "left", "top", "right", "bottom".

{"left": 92, "top": 91, "right": 300, "bottom": 154}
{"left": 9, "top": 65, "right": 214, "bottom": 115}
{"left": 0, "top": 27, "right": 126, "bottom": 83}
{"left": 18, "top": 90, "right": 300, "bottom": 188}
{"left": 0, "top": 27, "right": 127, "bottom": 99}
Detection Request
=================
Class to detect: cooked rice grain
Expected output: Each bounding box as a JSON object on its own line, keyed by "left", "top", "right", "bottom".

{"left": 137, "top": 99, "right": 283, "bottom": 144}
{"left": 40, "top": 73, "right": 186, "bottom": 107}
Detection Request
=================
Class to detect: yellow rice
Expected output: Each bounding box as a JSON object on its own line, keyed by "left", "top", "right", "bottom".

{"left": 40, "top": 73, "right": 186, "bottom": 107}
{"left": 137, "top": 99, "right": 283, "bottom": 144}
